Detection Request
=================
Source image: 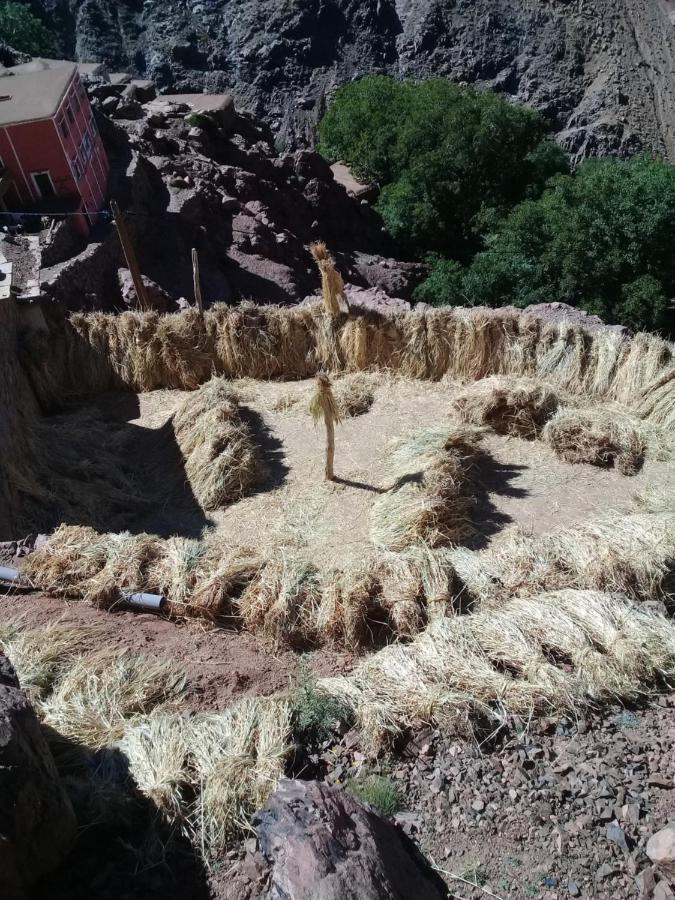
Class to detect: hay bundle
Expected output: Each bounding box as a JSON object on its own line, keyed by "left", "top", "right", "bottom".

{"left": 543, "top": 408, "right": 647, "bottom": 475}
{"left": 173, "top": 377, "right": 264, "bottom": 510}
{"left": 40, "top": 648, "right": 187, "bottom": 748}
{"left": 333, "top": 373, "right": 375, "bottom": 417}
{"left": 310, "top": 242, "right": 346, "bottom": 316}
{"left": 370, "top": 425, "right": 483, "bottom": 551}
{"left": 320, "top": 589, "right": 675, "bottom": 746}
{"left": 451, "top": 376, "right": 560, "bottom": 438}
{"left": 239, "top": 553, "right": 323, "bottom": 647}
{"left": 449, "top": 510, "right": 675, "bottom": 606}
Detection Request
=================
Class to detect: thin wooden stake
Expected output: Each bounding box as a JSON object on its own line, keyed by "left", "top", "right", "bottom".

{"left": 111, "top": 200, "right": 149, "bottom": 311}
{"left": 309, "top": 373, "right": 342, "bottom": 481}
{"left": 192, "top": 247, "right": 204, "bottom": 320}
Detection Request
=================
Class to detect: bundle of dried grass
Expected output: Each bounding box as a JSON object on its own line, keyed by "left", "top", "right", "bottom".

{"left": 333, "top": 373, "right": 376, "bottom": 418}
{"left": 451, "top": 376, "right": 560, "bottom": 438}
{"left": 320, "top": 589, "right": 675, "bottom": 746}
{"left": 310, "top": 242, "right": 347, "bottom": 316}
{"left": 310, "top": 372, "right": 342, "bottom": 480}
{"left": 239, "top": 553, "right": 323, "bottom": 647}
{"left": 40, "top": 648, "right": 187, "bottom": 748}
{"left": 173, "top": 378, "right": 264, "bottom": 509}
{"left": 370, "top": 425, "right": 483, "bottom": 551}
{"left": 450, "top": 510, "right": 675, "bottom": 606}
{"left": 543, "top": 408, "right": 647, "bottom": 475}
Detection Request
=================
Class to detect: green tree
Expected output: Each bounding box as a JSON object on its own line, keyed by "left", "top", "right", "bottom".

{"left": 463, "top": 156, "right": 675, "bottom": 332}
{"left": 319, "top": 76, "right": 568, "bottom": 261}
{"left": 0, "top": 2, "right": 52, "bottom": 56}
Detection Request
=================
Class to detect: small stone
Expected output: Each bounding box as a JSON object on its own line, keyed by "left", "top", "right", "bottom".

{"left": 471, "top": 799, "right": 485, "bottom": 813}
{"left": 634, "top": 866, "right": 656, "bottom": 898}
{"left": 607, "top": 821, "right": 630, "bottom": 854}
{"left": 649, "top": 775, "right": 673, "bottom": 789}
{"left": 567, "top": 881, "right": 580, "bottom": 897}
{"left": 596, "top": 862, "right": 618, "bottom": 880}
{"left": 654, "top": 882, "right": 675, "bottom": 900}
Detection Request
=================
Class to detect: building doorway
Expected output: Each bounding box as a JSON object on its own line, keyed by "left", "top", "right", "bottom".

{"left": 31, "top": 171, "right": 56, "bottom": 199}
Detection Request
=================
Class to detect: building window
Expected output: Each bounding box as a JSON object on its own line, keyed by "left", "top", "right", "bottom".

{"left": 72, "top": 91, "right": 81, "bottom": 115}
{"left": 31, "top": 171, "right": 56, "bottom": 199}
{"left": 58, "top": 115, "right": 69, "bottom": 138}
{"left": 66, "top": 103, "right": 75, "bottom": 125}
{"left": 71, "top": 155, "right": 82, "bottom": 180}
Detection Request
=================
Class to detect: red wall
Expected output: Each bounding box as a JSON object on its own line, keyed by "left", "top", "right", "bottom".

{"left": 0, "top": 70, "right": 109, "bottom": 233}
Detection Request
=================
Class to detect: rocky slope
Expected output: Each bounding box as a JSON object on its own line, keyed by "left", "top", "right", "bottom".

{"left": 35, "top": 0, "right": 675, "bottom": 161}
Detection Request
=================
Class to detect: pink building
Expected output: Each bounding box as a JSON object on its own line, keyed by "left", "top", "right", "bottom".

{"left": 0, "top": 59, "right": 109, "bottom": 235}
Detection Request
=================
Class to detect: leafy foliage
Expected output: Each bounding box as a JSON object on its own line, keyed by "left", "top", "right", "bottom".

{"left": 319, "top": 75, "right": 568, "bottom": 261}
{"left": 0, "top": 1, "right": 52, "bottom": 55}
{"left": 291, "top": 660, "right": 350, "bottom": 748}
{"left": 345, "top": 774, "right": 402, "bottom": 818}
{"left": 463, "top": 156, "right": 675, "bottom": 331}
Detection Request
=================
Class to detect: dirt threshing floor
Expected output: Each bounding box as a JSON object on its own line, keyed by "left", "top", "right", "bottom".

{"left": 94, "top": 374, "right": 674, "bottom": 562}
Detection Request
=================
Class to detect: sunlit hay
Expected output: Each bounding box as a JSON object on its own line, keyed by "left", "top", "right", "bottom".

{"left": 310, "top": 242, "right": 346, "bottom": 317}
{"left": 271, "top": 393, "right": 299, "bottom": 413}
{"left": 543, "top": 408, "right": 648, "bottom": 475}
{"left": 239, "top": 554, "right": 323, "bottom": 647}
{"left": 173, "top": 377, "right": 264, "bottom": 510}
{"left": 370, "top": 425, "right": 483, "bottom": 551}
{"left": 179, "top": 542, "right": 263, "bottom": 622}
{"left": 449, "top": 511, "right": 675, "bottom": 606}
{"left": 424, "top": 310, "right": 453, "bottom": 379}
{"left": 189, "top": 698, "right": 292, "bottom": 858}
{"left": 0, "top": 621, "right": 104, "bottom": 701}
{"left": 21, "top": 525, "right": 110, "bottom": 597}
{"left": 340, "top": 314, "right": 371, "bottom": 371}
{"left": 316, "top": 565, "right": 383, "bottom": 647}
{"left": 609, "top": 332, "right": 674, "bottom": 407}
{"left": 119, "top": 712, "right": 192, "bottom": 825}
{"left": 376, "top": 553, "right": 426, "bottom": 639}
{"left": 82, "top": 531, "right": 164, "bottom": 608}
{"left": 331, "top": 373, "right": 376, "bottom": 418}
{"left": 394, "top": 313, "right": 430, "bottom": 379}
{"left": 320, "top": 589, "right": 675, "bottom": 747}
{"left": 635, "top": 366, "right": 675, "bottom": 429}
{"left": 41, "top": 649, "right": 187, "bottom": 749}
{"left": 148, "top": 537, "right": 207, "bottom": 607}
{"left": 535, "top": 322, "right": 591, "bottom": 394}
{"left": 451, "top": 376, "right": 560, "bottom": 439}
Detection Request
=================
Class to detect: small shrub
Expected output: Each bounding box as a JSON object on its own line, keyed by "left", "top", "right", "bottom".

{"left": 291, "top": 660, "right": 350, "bottom": 747}
{"left": 461, "top": 864, "right": 488, "bottom": 887}
{"left": 345, "top": 773, "right": 402, "bottom": 818}
{"left": 413, "top": 259, "right": 466, "bottom": 307}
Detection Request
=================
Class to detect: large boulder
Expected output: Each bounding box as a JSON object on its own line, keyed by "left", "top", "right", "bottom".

{"left": 0, "top": 655, "right": 76, "bottom": 899}
{"left": 254, "top": 778, "right": 446, "bottom": 900}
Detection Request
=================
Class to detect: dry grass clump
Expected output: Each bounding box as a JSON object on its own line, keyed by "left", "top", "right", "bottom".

{"left": 370, "top": 425, "right": 483, "bottom": 551}
{"left": 543, "top": 408, "right": 647, "bottom": 475}
{"left": 333, "top": 373, "right": 376, "bottom": 417}
{"left": 173, "top": 378, "right": 264, "bottom": 510}
{"left": 451, "top": 376, "right": 560, "bottom": 438}
{"left": 449, "top": 510, "right": 675, "bottom": 607}
{"left": 320, "top": 589, "right": 675, "bottom": 747}
{"left": 239, "top": 553, "right": 323, "bottom": 647}
{"left": 40, "top": 649, "right": 187, "bottom": 748}
{"left": 310, "top": 242, "right": 347, "bottom": 316}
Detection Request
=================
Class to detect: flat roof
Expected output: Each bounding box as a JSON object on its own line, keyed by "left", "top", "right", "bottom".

{"left": 161, "top": 93, "right": 233, "bottom": 112}
{"left": 0, "top": 59, "right": 76, "bottom": 127}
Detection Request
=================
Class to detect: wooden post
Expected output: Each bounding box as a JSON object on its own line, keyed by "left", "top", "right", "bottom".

{"left": 192, "top": 247, "right": 204, "bottom": 320}
{"left": 111, "top": 200, "right": 149, "bottom": 311}
{"left": 324, "top": 414, "right": 336, "bottom": 481}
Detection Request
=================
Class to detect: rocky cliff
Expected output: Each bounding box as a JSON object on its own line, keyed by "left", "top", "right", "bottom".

{"left": 35, "top": 0, "right": 675, "bottom": 161}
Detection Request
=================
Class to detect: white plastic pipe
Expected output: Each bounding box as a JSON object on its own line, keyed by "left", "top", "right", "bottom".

{"left": 124, "top": 592, "right": 165, "bottom": 611}
{"left": 0, "top": 566, "right": 20, "bottom": 582}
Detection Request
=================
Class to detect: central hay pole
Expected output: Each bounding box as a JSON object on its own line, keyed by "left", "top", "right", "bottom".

{"left": 310, "top": 373, "right": 342, "bottom": 481}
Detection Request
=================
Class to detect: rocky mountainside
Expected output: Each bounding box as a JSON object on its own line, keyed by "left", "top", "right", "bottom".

{"left": 35, "top": 0, "right": 675, "bottom": 161}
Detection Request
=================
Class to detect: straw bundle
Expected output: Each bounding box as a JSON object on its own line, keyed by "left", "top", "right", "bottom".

{"left": 320, "top": 589, "right": 675, "bottom": 746}
{"left": 310, "top": 372, "right": 342, "bottom": 480}
{"left": 543, "top": 408, "right": 647, "bottom": 475}
{"left": 173, "top": 377, "right": 265, "bottom": 509}
{"left": 451, "top": 376, "right": 560, "bottom": 438}
{"left": 310, "top": 242, "right": 347, "bottom": 316}
{"left": 370, "top": 425, "right": 483, "bottom": 551}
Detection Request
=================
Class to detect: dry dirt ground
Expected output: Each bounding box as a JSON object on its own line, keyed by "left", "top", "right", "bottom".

{"left": 3, "top": 373, "right": 675, "bottom": 900}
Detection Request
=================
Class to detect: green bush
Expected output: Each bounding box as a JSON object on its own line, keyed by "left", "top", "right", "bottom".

{"left": 345, "top": 774, "right": 402, "bottom": 818}
{"left": 0, "top": 2, "right": 52, "bottom": 55}
{"left": 319, "top": 75, "right": 568, "bottom": 261}
{"left": 412, "top": 258, "right": 465, "bottom": 306}
{"left": 463, "top": 156, "right": 675, "bottom": 332}
{"left": 291, "top": 660, "right": 350, "bottom": 748}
